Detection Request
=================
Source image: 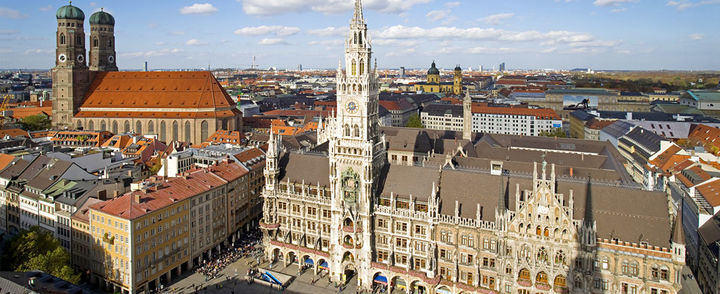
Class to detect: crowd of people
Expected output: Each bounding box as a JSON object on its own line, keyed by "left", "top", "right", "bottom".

{"left": 194, "top": 231, "right": 263, "bottom": 281}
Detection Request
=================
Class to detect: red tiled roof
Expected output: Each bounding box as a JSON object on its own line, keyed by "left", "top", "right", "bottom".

{"left": 649, "top": 144, "right": 682, "bottom": 168}
{"left": 697, "top": 179, "right": 720, "bottom": 207}
{"left": 234, "top": 147, "right": 266, "bottom": 171}
{"left": 0, "top": 154, "right": 15, "bottom": 171}
{"left": 471, "top": 106, "right": 560, "bottom": 120}
{"left": 205, "top": 130, "right": 245, "bottom": 144}
{"left": 79, "top": 71, "right": 236, "bottom": 109}
{"left": 0, "top": 128, "right": 29, "bottom": 138}
{"left": 9, "top": 106, "right": 52, "bottom": 119}
{"left": 585, "top": 119, "right": 617, "bottom": 130}
{"left": 688, "top": 124, "right": 720, "bottom": 154}
{"left": 74, "top": 109, "right": 241, "bottom": 119}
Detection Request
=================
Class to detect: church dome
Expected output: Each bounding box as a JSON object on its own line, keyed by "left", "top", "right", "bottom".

{"left": 56, "top": 4, "right": 85, "bottom": 21}
{"left": 427, "top": 61, "right": 440, "bottom": 75}
{"left": 90, "top": 9, "right": 115, "bottom": 25}
{"left": 455, "top": 65, "right": 461, "bottom": 71}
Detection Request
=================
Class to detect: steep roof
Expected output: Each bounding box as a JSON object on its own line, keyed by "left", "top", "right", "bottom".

{"left": 77, "top": 71, "right": 239, "bottom": 119}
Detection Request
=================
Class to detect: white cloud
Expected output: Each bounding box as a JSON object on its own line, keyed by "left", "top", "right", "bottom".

{"left": 24, "top": 48, "right": 53, "bottom": 55}
{"left": 234, "top": 25, "right": 300, "bottom": 37}
{"left": 241, "top": 0, "right": 430, "bottom": 16}
{"left": 180, "top": 3, "right": 218, "bottom": 15}
{"left": 186, "top": 39, "right": 208, "bottom": 46}
{"left": 308, "top": 27, "right": 347, "bottom": 36}
{"left": 611, "top": 7, "right": 627, "bottom": 12}
{"left": 373, "top": 39, "right": 419, "bottom": 47}
{"left": 39, "top": 5, "right": 52, "bottom": 12}
{"left": 0, "top": 7, "right": 27, "bottom": 19}
{"left": 667, "top": 0, "right": 720, "bottom": 9}
{"left": 689, "top": 33, "right": 704, "bottom": 40}
{"left": 445, "top": 1, "right": 461, "bottom": 8}
{"left": 480, "top": 13, "right": 514, "bottom": 25}
{"left": 155, "top": 41, "right": 166, "bottom": 46}
{"left": 467, "top": 47, "right": 528, "bottom": 54}
{"left": 258, "top": 38, "right": 287, "bottom": 45}
{"left": 426, "top": 10, "right": 450, "bottom": 22}
{"left": 593, "top": 0, "right": 636, "bottom": 6}
{"left": 376, "top": 25, "right": 595, "bottom": 44}
{"left": 0, "top": 29, "right": 17, "bottom": 35}
{"left": 121, "top": 48, "right": 184, "bottom": 58}
{"left": 0, "top": 48, "right": 13, "bottom": 54}
{"left": 386, "top": 47, "right": 416, "bottom": 57}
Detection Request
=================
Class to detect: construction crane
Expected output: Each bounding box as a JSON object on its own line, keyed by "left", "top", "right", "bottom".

{"left": 0, "top": 94, "right": 11, "bottom": 113}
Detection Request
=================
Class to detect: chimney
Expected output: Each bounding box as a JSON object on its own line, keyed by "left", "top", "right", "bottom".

{"left": 134, "top": 194, "right": 141, "bottom": 204}
{"left": 569, "top": 167, "right": 574, "bottom": 177}
{"left": 626, "top": 112, "right": 632, "bottom": 120}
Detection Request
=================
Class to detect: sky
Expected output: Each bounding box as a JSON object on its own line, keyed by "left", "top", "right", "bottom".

{"left": 0, "top": 0, "right": 718, "bottom": 71}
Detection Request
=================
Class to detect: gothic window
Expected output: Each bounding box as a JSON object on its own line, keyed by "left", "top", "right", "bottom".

{"left": 353, "top": 33, "right": 357, "bottom": 44}
{"left": 574, "top": 277, "right": 583, "bottom": 288}
{"left": 148, "top": 121, "right": 154, "bottom": 134}
{"left": 351, "top": 60, "right": 356, "bottom": 76}
{"left": 88, "top": 120, "right": 94, "bottom": 130}
{"left": 185, "top": 121, "right": 192, "bottom": 143}
{"left": 358, "top": 84, "right": 362, "bottom": 92}
{"left": 544, "top": 227, "right": 549, "bottom": 237}
{"left": 93, "top": 38, "right": 98, "bottom": 47}
{"left": 536, "top": 226, "right": 541, "bottom": 236}
{"left": 359, "top": 32, "right": 363, "bottom": 45}
{"left": 160, "top": 121, "right": 166, "bottom": 141}
{"left": 136, "top": 121, "right": 142, "bottom": 134}
{"left": 201, "top": 120, "right": 209, "bottom": 141}
{"left": 172, "top": 121, "right": 179, "bottom": 141}
{"left": 344, "top": 125, "right": 350, "bottom": 137}
{"left": 537, "top": 247, "right": 548, "bottom": 264}
{"left": 554, "top": 275, "right": 567, "bottom": 289}
{"left": 112, "top": 121, "right": 118, "bottom": 133}
{"left": 100, "top": 121, "right": 106, "bottom": 131}
{"left": 359, "top": 59, "right": 364, "bottom": 75}
{"left": 76, "top": 35, "right": 82, "bottom": 46}
{"left": 60, "top": 33, "right": 65, "bottom": 45}
{"left": 554, "top": 250, "right": 566, "bottom": 266}
{"left": 353, "top": 125, "right": 360, "bottom": 137}
{"left": 123, "top": 120, "right": 130, "bottom": 133}
{"left": 520, "top": 245, "right": 531, "bottom": 262}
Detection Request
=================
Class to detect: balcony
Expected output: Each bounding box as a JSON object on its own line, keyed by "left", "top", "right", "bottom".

{"left": 259, "top": 222, "right": 280, "bottom": 229}
{"left": 342, "top": 225, "right": 362, "bottom": 233}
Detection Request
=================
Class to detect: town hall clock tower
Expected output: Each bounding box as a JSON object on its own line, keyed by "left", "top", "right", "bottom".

{"left": 326, "top": 0, "right": 386, "bottom": 288}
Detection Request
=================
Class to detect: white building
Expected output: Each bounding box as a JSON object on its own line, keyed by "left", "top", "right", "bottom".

{"left": 471, "top": 106, "right": 562, "bottom": 136}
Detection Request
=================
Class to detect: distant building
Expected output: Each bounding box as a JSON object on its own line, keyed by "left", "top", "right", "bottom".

{"left": 420, "top": 103, "right": 464, "bottom": 131}
{"left": 471, "top": 105, "right": 562, "bottom": 136}
{"left": 541, "top": 88, "right": 651, "bottom": 119}
{"left": 679, "top": 90, "right": 720, "bottom": 111}
{"left": 378, "top": 99, "right": 418, "bottom": 127}
{"left": 413, "top": 62, "right": 463, "bottom": 95}
{"left": 499, "top": 62, "right": 506, "bottom": 72}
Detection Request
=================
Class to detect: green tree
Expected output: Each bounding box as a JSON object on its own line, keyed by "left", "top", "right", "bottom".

{"left": 19, "top": 114, "right": 51, "bottom": 131}
{"left": 539, "top": 128, "right": 567, "bottom": 138}
{"left": 1, "top": 226, "right": 81, "bottom": 284}
{"left": 406, "top": 114, "right": 423, "bottom": 128}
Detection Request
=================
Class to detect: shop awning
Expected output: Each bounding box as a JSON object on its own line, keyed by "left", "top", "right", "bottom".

{"left": 373, "top": 275, "right": 388, "bottom": 285}
{"left": 305, "top": 258, "right": 314, "bottom": 265}
{"left": 319, "top": 261, "right": 329, "bottom": 269}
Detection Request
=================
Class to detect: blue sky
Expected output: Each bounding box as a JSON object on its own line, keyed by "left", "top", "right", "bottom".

{"left": 0, "top": 0, "right": 718, "bottom": 70}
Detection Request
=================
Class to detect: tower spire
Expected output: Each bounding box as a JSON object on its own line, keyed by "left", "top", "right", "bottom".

{"left": 353, "top": 0, "right": 364, "bottom": 24}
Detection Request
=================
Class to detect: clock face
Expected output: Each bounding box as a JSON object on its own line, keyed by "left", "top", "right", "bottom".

{"left": 346, "top": 101, "right": 358, "bottom": 114}
{"left": 58, "top": 54, "right": 67, "bottom": 63}
{"left": 108, "top": 55, "right": 115, "bottom": 64}
{"left": 76, "top": 54, "right": 85, "bottom": 63}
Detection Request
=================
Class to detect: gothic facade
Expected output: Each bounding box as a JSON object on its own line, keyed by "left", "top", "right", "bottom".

{"left": 259, "top": 1, "right": 685, "bottom": 294}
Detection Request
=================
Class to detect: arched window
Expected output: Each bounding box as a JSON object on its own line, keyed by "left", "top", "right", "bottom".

{"left": 544, "top": 227, "right": 549, "bottom": 237}
{"left": 518, "top": 269, "right": 530, "bottom": 281}
{"left": 344, "top": 125, "right": 350, "bottom": 137}
{"left": 201, "top": 120, "right": 209, "bottom": 141}
{"left": 184, "top": 121, "right": 191, "bottom": 143}
{"left": 76, "top": 35, "right": 82, "bottom": 46}
{"left": 93, "top": 38, "right": 98, "bottom": 47}
{"left": 536, "top": 272, "right": 548, "bottom": 285}
{"left": 353, "top": 33, "right": 357, "bottom": 44}
{"left": 148, "top": 121, "right": 154, "bottom": 134}
{"left": 351, "top": 60, "right": 356, "bottom": 76}
{"left": 536, "top": 226, "right": 542, "bottom": 236}
{"left": 359, "top": 59, "right": 364, "bottom": 75}
{"left": 136, "top": 121, "right": 142, "bottom": 134}
{"left": 77, "top": 120, "right": 83, "bottom": 130}
{"left": 160, "top": 121, "right": 167, "bottom": 142}
{"left": 112, "top": 121, "right": 118, "bottom": 134}
{"left": 554, "top": 250, "right": 566, "bottom": 266}
{"left": 222, "top": 119, "right": 228, "bottom": 130}
{"left": 88, "top": 120, "right": 94, "bottom": 130}
{"left": 108, "top": 39, "right": 112, "bottom": 47}
{"left": 537, "top": 247, "right": 548, "bottom": 264}
{"left": 358, "top": 32, "right": 363, "bottom": 45}
{"left": 554, "top": 275, "right": 567, "bottom": 289}
{"left": 353, "top": 125, "right": 360, "bottom": 137}
{"left": 123, "top": 120, "right": 130, "bottom": 133}
{"left": 172, "top": 121, "right": 179, "bottom": 141}
{"left": 59, "top": 33, "right": 65, "bottom": 45}
{"left": 100, "top": 120, "right": 106, "bottom": 131}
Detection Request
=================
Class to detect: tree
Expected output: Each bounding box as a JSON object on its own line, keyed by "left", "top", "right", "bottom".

{"left": 19, "top": 114, "right": 51, "bottom": 131}
{"left": 406, "top": 114, "right": 423, "bottom": 128}
{"left": 539, "top": 128, "right": 567, "bottom": 138}
{"left": 1, "top": 226, "right": 80, "bottom": 284}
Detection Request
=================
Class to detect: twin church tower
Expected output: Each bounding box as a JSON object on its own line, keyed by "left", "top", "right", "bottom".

{"left": 52, "top": 3, "right": 117, "bottom": 129}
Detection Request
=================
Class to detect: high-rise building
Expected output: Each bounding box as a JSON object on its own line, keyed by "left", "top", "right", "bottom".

{"left": 499, "top": 62, "right": 506, "bottom": 72}
{"left": 260, "top": 1, "right": 685, "bottom": 294}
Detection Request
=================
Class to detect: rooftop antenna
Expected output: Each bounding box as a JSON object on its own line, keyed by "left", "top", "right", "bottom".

{"left": 252, "top": 56, "right": 256, "bottom": 70}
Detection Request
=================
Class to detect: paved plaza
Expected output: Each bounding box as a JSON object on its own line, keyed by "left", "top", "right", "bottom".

{"left": 162, "top": 253, "right": 376, "bottom": 294}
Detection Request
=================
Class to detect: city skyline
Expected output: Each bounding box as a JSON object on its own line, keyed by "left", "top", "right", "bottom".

{"left": 0, "top": 0, "right": 718, "bottom": 70}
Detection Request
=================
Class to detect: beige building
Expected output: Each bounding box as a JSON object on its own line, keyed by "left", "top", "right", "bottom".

{"left": 260, "top": 2, "right": 686, "bottom": 294}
